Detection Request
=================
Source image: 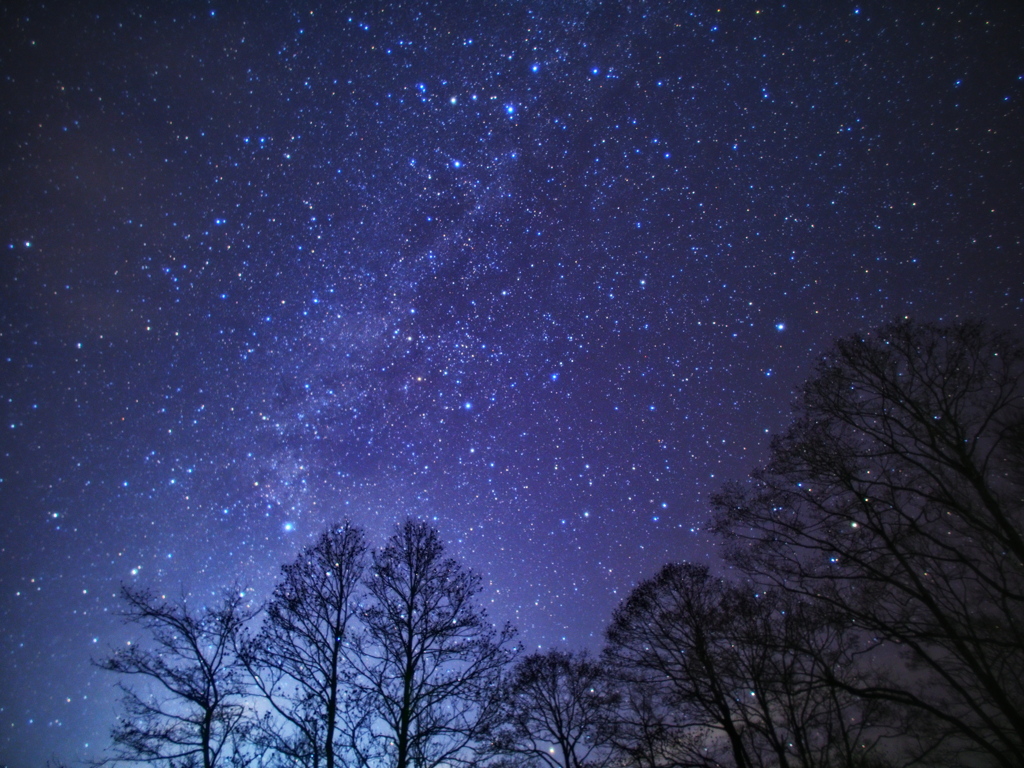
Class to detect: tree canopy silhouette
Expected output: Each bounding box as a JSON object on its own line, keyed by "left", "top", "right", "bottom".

{"left": 241, "top": 522, "right": 367, "bottom": 768}
{"left": 352, "top": 520, "right": 516, "bottom": 768}
{"left": 713, "top": 319, "right": 1024, "bottom": 766}
{"left": 96, "top": 586, "right": 255, "bottom": 768}
{"left": 488, "top": 649, "right": 616, "bottom": 768}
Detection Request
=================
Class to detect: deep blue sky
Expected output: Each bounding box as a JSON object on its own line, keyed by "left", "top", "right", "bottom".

{"left": 2, "top": 1, "right": 1022, "bottom": 765}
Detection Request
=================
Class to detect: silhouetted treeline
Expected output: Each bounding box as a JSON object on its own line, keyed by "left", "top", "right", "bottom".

{"left": 99, "top": 320, "right": 1024, "bottom": 768}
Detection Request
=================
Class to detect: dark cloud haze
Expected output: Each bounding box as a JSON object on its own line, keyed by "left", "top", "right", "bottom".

{"left": 1, "top": 1, "right": 1022, "bottom": 765}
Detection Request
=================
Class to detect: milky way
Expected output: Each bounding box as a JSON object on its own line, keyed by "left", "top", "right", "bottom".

{"left": 1, "top": 2, "right": 1022, "bottom": 765}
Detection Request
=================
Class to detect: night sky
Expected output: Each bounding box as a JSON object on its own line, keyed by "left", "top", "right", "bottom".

{"left": 1, "top": 1, "right": 1022, "bottom": 765}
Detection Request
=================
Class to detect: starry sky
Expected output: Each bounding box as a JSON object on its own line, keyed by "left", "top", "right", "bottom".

{"left": 1, "top": 1, "right": 1022, "bottom": 765}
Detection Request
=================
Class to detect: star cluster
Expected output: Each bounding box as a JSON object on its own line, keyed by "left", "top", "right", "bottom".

{"left": 1, "top": 2, "right": 1022, "bottom": 765}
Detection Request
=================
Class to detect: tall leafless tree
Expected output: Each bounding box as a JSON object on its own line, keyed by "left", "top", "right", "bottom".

{"left": 488, "top": 649, "right": 616, "bottom": 768}
{"left": 604, "top": 563, "right": 757, "bottom": 768}
{"left": 352, "top": 520, "right": 515, "bottom": 768}
{"left": 719, "top": 589, "right": 905, "bottom": 768}
{"left": 712, "top": 319, "right": 1024, "bottom": 766}
{"left": 604, "top": 564, "right": 898, "bottom": 768}
{"left": 97, "top": 586, "right": 255, "bottom": 768}
{"left": 240, "top": 522, "right": 367, "bottom": 768}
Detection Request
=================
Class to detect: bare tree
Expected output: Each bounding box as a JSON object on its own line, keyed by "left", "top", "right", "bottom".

{"left": 352, "top": 520, "right": 515, "bottom": 768}
{"left": 712, "top": 319, "right": 1024, "bottom": 766}
{"left": 97, "top": 586, "right": 256, "bottom": 768}
{"left": 241, "top": 523, "right": 367, "bottom": 768}
{"left": 604, "top": 563, "right": 756, "bottom": 768}
{"left": 604, "top": 564, "right": 896, "bottom": 768}
{"left": 488, "top": 650, "right": 616, "bottom": 768}
{"left": 600, "top": 676, "right": 708, "bottom": 768}
{"left": 719, "top": 589, "right": 904, "bottom": 768}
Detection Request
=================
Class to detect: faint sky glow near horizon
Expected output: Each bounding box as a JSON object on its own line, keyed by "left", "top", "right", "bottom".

{"left": 1, "top": 2, "right": 1022, "bottom": 766}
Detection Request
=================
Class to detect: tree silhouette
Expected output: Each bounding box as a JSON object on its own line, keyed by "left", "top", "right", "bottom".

{"left": 600, "top": 674, "right": 707, "bottom": 768}
{"left": 718, "top": 589, "right": 903, "bottom": 768}
{"left": 352, "top": 520, "right": 515, "bottom": 768}
{"left": 488, "top": 650, "right": 616, "bottom": 768}
{"left": 604, "top": 563, "right": 756, "bottom": 768}
{"left": 713, "top": 319, "right": 1024, "bottom": 766}
{"left": 240, "top": 522, "right": 367, "bottom": 768}
{"left": 97, "top": 586, "right": 255, "bottom": 768}
{"left": 604, "top": 564, "right": 898, "bottom": 768}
